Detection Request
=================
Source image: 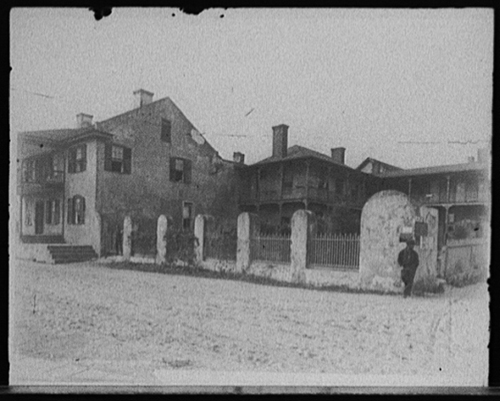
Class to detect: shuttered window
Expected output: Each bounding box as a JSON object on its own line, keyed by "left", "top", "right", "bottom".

{"left": 161, "top": 118, "right": 172, "bottom": 143}
{"left": 169, "top": 157, "right": 192, "bottom": 184}
{"left": 104, "top": 143, "right": 132, "bottom": 174}
{"left": 68, "top": 144, "right": 87, "bottom": 173}
{"left": 67, "top": 195, "right": 85, "bottom": 225}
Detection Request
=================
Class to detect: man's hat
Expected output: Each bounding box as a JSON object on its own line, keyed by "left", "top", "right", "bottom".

{"left": 407, "top": 239, "right": 416, "bottom": 245}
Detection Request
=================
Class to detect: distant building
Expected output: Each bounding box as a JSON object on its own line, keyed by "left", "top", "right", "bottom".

{"left": 377, "top": 153, "right": 490, "bottom": 254}
{"left": 356, "top": 157, "right": 403, "bottom": 175}
{"left": 236, "top": 124, "right": 379, "bottom": 234}
{"left": 16, "top": 89, "right": 239, "bottom": 257}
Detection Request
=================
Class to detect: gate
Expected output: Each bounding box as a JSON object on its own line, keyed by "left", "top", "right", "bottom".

{"left": 250, "top": 232, "right": 291, "bottom": 263}
{"left": 101, "top": 214, "right": 123, "bottom": 257}
{"left": 308, "top": 233, "right": 360, "bottom": 270}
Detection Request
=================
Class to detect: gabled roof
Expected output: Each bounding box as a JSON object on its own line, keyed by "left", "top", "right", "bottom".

{"left": 98, "top": 96, "right": 218, "bottom": 157}
{"left": 252, "top": 145, "right": 354, "bottom": 169}
{"left": 378, "top": 162, "right": 488, "bottom": 178}
{"left": 356, "top": 157, "right": 403, "bottom": 172}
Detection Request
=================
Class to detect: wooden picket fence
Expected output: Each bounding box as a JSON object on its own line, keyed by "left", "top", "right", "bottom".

{"left": 308, "top": 233, "right": 360, "bottom": 270}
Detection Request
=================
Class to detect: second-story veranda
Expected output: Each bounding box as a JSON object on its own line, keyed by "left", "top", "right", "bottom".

{"left": 236, "top": 141, "right": 379, "bottom": 230}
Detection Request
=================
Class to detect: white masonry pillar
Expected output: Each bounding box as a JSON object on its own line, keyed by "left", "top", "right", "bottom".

{"left": 236, "top": 212, "right": 260, "bottom": 273}
{"left": 290, "top": 209, "right": 316, "bottom": 283}
{"left": 194, "top": 214, "right": 206, "bottom": 265}
{"left": 156, "top": 214, "right": 168, "bottom": 264}
{"left": 123, "top": 215, "right": 132, "bottom": 260}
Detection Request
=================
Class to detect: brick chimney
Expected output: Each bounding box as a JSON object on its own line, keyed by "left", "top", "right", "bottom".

{"left": 331, "top": 147, "right": 346, "bottom": 164}
{"left": 233, "top": 152, "right": 245, "bottom": 164}
{"left": 76, "top": 113, "right": 93, "bottom": 128}
{"left": 272, "top": 124, "right": 288, "bottom": 159}
{"left": 133, "top": 89, "right": 154, "bottom": 108}
{"left": 477, "top": 148, "right": 488, "bottom": 164}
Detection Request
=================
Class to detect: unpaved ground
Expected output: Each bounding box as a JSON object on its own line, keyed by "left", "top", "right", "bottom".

{"left": 9, "top": 260, "right": 489, "bottom": 386}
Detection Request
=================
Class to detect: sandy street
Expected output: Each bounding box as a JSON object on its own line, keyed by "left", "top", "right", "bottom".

{"left": 9, "top": 259, "right": 489, "bottom": 387}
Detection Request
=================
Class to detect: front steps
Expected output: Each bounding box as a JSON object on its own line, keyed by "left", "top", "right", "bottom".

{"left": 47, "top": 245, "right": 98, "bottom": 264}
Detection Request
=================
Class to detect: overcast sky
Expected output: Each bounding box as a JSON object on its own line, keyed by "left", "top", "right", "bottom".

{"left": 10, "top": 8, "right": 493, "bottom": 169}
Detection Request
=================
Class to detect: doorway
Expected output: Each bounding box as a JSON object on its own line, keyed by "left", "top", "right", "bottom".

{"left": 35, "top": 201, "right": 45, "bottom": 234}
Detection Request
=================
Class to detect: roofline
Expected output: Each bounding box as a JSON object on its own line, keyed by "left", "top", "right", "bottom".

{"left": 378, "top": 162, "right": 488, "bottom": 178}
{"left": 356, "top": 157, "right": 403, "bottom": 171}
{"left": 247, "top": 154, "right": 365, "bottom": 173}
{"left": 20, "top": 128, "right": 113, "bottom": 147}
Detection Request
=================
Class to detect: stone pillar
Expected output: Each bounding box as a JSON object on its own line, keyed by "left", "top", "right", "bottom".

{"left": 194, "top": 214, "right": 206, "bottom": 265}
{"left": 156, "top": 214, "right": 168, "bottom": 264}
{"left": 94, "top": 212, "right": 102, "bottom": 258}
{"left": 236, "top": 212, "right": 260, "bottom": 273}
{"left": 123, "top": 215, "right": 132, "bottom": 260}
{"left": 290, "top": 209, "right": 316, "bottom": 283}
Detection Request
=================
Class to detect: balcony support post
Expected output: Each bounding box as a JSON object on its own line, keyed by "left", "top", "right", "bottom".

{"left": 305, "top": 160, "right": 310, "bottom": 210}
{"left": 279, "top": 163, "right": 284, "bottom": 200}
{"left": 446, "top": 175, "right": 451, "bottom": 203}
{"left": 408, "top": 178, "right": 412, "bottom": 199}
{"left": 256, "top": 168, "right": 261, "bottom": 203}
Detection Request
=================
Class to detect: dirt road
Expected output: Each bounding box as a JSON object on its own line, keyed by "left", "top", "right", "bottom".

{"left": 9, "top": 260, "right": 489, "bottom": 386}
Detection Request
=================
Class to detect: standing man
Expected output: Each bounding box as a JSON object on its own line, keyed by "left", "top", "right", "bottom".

{"left": 398, "top": 239, "right": 419, "bottom": 298}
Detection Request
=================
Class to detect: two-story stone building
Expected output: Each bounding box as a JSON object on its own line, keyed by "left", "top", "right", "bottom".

{"left": 236, "top": 124, "right": 380, "bottom": 234}
{"left": 16, "top": 89, "right": 240, "bottom": 260}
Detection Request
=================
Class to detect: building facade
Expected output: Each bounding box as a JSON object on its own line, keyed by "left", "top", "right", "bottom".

{"left": 236, "top": 125, "right": 380, "bottom": 234}
{"left": 16, "top": 89, "right": 240, "bottom": 257}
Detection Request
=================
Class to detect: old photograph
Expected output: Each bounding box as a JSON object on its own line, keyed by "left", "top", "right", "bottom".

{"left": 9, "top": 8, "right": 491, "bottom": 390}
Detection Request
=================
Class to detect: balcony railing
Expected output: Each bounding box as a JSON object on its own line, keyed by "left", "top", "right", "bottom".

{"left": 412, "top": 190, "right": 488, "bottom": 205}
{"left": 239, "top": 186, "right": 364, "bottom": 207}
{"left": 22, "top": 170, "right": 64, "bottom": 185}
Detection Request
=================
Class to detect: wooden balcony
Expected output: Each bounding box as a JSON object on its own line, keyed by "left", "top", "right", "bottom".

{"left": 18, "top": 170, "right": 65, "bottom": 195}
{"left": 239, "top": 186, "right": 364, "bottom": 208}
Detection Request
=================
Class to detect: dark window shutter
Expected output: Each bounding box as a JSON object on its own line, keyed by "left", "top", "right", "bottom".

{"left": 68, "top": 150, "right": 76, "bottom": 173}
{"left": 123, "top": 147, "right": 132, "bottom": 174}
{"left": 46, "top": 201, "right": 52, "bottom": 224}
{"left": 169, "top": 158, "right": 176, "bottom": 182}
{"left": 104, "top": 143, "right": 112, "bottom": 171}
{"left": 184, "top": 159, "right": 192, "bottom": 184}
{"left": 81, "top": 197, "right": 86, "bottom": 224}
{"left": 54, "top": 200, "right": 60, "bottom": 225}
{"left": 161, "top": 119, "right": 172, "bottom": 143}
{"left": 81, "top": 144, "right": 87, "bottom": 172}
{"left": 67, "top": 198, "right": 74, "bottom": 224}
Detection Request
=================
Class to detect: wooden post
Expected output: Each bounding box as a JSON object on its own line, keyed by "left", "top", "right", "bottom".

{"left": 279, "top": 163, "right": 284, "bottom": 200}
{"left": 446, "top": 176, "right": 451, "bottom": 203}
{"left": 408, "top": 178, "right": 412, "bottom": 200}
{"left": 305, "top": 161, "right": 310, "bottom": 209}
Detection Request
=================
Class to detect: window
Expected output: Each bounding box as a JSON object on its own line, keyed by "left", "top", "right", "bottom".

{"left": 67, "top": 195, "right": 85, "bottom": 225}
{"left": 44, "top": 199, "right": 60, "bottom": 225}
{"left": 22, "top": 160, "right": 37, "bottom": 182}
{"left": 182, "top": 202, "right": 193, "bottom": 230}
{"left": 161, "top": 118, "right": 172, "bottom": 143}
{"left": 104, "top": 144, "right": 132, "bottom": 174}
{"left": 45, "top": 200, "right": 52, "bottom": 224}
{"left": 169, "top": 157, "right": 192, "bottom": 183}
{"left": 68, "top": 144, "right": 87, "bottom": 173}
{"left": 337, "top": 179, "right": 345, "bottom": 197}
